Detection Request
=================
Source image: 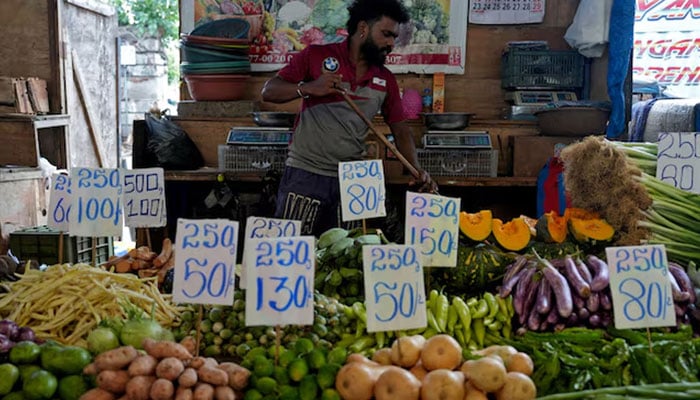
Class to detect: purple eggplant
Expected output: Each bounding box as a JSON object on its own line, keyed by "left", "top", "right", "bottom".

{"left": 527, "top": 304, "right": 542, "bottom": 331}
{"left": 542, "top": 261, "right": 574, "bottom": 318}
{"left": 586, "top": 291, "right": 600, "bottom": 313}
{"left": 572, "top": 291, "right": 586, "bottom": 311}
{"left": 513, "top": 266, "right": 537, "bottom": 316}
{"left": 587, "top": 255, "right": 610, "bottom": 291}
{"left": 0, "top": 320, "right": 18, "bottom": 341}
{"left": 564, "top": 255, "right": 591, "bottom": 298}
{"left": 599, "top": 291, "right": 612, "bottom": 310}
{"left": 669, "top": 263, "right": 696, "bottom": 304}
{"left": 675, "top": 303, "right": 686, "bottom": 317}
{"left": 546, "top": 305, "right": 560, "bottom": 324}
{"left": 503, "top": 255, "right": 528, "bottom": 283}
{"left": 577, "top": 307, "right": 590, "bottom": 321}
{"left": 668, "top": 270, "right": 691, "bottom": 302}
{"left": 575, "top": 257, "right": 593, "bottom": 284}
{"left": 500, "top": 264, "right": 528, "bottom": 298}
{"left": 588, "top": 313, "right": 602, "bottom": 327}
{"left": 536, "top": 277, "right": 552, "bottom": 315}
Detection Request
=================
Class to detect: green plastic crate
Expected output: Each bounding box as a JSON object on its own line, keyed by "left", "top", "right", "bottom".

{"left": 9, "top": 225, "right": 114, "bottom": 265}
{"left": 501, "top": 49, "right": 585, "bottom": 89}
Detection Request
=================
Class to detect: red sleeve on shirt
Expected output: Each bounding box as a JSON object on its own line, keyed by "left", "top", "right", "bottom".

{"left": 277, "top": 47, "right": 312, "bottom": 83}
{"left": 382, "top": 72, "right": 405, "bottom": 124}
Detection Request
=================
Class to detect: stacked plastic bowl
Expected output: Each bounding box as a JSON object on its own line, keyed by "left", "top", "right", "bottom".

{"left": 180, "top": 18, "right": 252, "bottom": 101}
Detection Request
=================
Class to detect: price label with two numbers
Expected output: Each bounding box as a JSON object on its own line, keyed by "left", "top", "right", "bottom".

{"left": 363, "top": 245, "right": 426, "bottom": 332}
{"left": 123, "top": 168, "right": 166, "bottom": 228}
{"left": 404, "top": 192, "right": 460, "bottom": 267}
{"left": 172, "top": 219, "right": 239, "bottom": 305}
{"left": 48, "top": 173, "right": 72, "bottom": 231}
{"left": 239, "top": 216, "right": 302, "bottom": 289}
{"left": 245, "top": 236, "right": 315, "bottom": 326}
{"left": 69, "top": 167, "right": 123, "bottom": 237}
{"left": 605, "top": 244, "right": 676, "bottom": 329}
{"left": 656, "top": 132, "right": 700, "bottom": 194}
{"left": 338, "top": 159, "right": 386, "bottom": 221}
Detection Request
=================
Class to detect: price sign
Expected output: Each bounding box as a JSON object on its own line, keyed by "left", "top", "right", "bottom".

{"left": 123, "top": 168, "right": 166, "bottom": 228}
{"left": 338, "top": 160, "right": 386, "bottom": 221}
{"left": 47, "top": 173, "right": 72, "bottom": 231}
{"left": 656, "top": 132, "right": 700, "bottom": 194}
{"left": 363, "top": 245, "right": 426, "bottom": 332}
{"left": 172, "top": 218, "right": 238, "bottom": 305}
{"left": 239, "top": 216, "right": 302, "bottom": 289}
{"left": 69, "top": 167, "right": 123, "bottom": 237}
{"left": 245, "top": 236, "right": 315, "bottom": 326}
{"left": 404, "top": 192, "right": 460, "bottom": 267}
{"left": 605, "top": 244, "right": 676, "bottom": 329}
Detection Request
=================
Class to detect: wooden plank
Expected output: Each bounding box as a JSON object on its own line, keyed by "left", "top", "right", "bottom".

{"left": 26, "top": 78, "right": 50, "bottom": 114}
{"left": 0, "top": 77, "right": 15, "bottom": 105}
{"left": 0, "top": 120, "right": 40, "bottom": 167}
{"left": 71, "top": 49, "right": 106, "bottom": 167}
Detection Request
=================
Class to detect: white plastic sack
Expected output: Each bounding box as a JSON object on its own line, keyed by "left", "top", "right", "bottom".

{"left": 564, "top": 0, "right": 613, "bottom": 58}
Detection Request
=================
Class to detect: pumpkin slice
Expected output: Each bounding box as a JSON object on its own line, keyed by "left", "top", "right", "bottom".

{"left": 492, "top": 217, "right": 532, "bottom": 251}
{"left": 459, "top": 210, "right": 493, "bottom": 241}
{"left": 519, "top": 215, "right": 538, "bottom": 237}
{"left": 569, "top": 217, "right": 615, "bottom": 243}
{"left": 563, "top": 207, "right": 600, "bottom": 221}
{"left": 535, "top": 211, "right": 568, "bottom": 243}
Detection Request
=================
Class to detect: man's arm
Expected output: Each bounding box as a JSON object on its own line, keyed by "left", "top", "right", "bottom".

{"left": 261, "top": 74, "right": 345, "bottom": 103}
{"left": 389, "top": 121, "right": 438, "bottom": 192}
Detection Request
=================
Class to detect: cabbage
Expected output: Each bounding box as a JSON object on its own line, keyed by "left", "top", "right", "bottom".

{"left": 86, "top": 327, "right": 120, "bottom": 354}
{"left": 119, "top": 320, "right": 169, "bottom": 349}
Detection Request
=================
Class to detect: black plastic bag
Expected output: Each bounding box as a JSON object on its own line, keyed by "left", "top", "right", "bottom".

{"left": 144, "top": 113, "right": 204, "bottom": 170}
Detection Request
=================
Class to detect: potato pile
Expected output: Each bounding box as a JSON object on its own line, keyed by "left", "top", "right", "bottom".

{"left": 80, "top": 338, "right": 250, "bottom": 400}
{"left": 102, "top": 238, "right": 174, "bottom": 284}
{"left": 336, "top": 334, "right": 537, "bottom": 400}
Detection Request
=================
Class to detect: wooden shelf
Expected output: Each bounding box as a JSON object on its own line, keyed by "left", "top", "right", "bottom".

{"left": 164, "top": 169, "right": 537, "bottom": 187}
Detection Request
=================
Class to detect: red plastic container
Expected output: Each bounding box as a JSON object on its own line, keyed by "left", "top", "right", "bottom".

{"left": 184, "top": 74, "right": 250, "bottom": 101}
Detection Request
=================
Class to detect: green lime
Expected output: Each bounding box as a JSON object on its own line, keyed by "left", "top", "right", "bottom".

{"left": 1, "top": 392, "right": 25, "bottom": 400}
{"left": 85, "top": 327, "right": 120, "bottom": 355}
{"left": 18, "top": 365, "right": 41, "bottom": 382}
{"left": 254, "top": 376, "right": 277, "bottom": 395}
{"left": 235, "top": 343, "right": 252, "bottom": 358}
{"left": 267, "top": 344, "right": 285, "bottom": 359}
{"left": 327, "top": 347, "right": 348, "bottom": 365}
{"left": 294, "top": 338, "right": 314, "bottom": 355}
{"left": 53, "top": 347, "right": 92, "bottom": 375}
{"left": 299, "top": 374, "right": 318, "bottom": 400}
{"left": 252, "top": 356, "right": 274, "bottom": 378}
{"left": 273, "top": 365, "right": 290, "bottom": 386}
{"left": 321, "top": 388, "right": 342, "bottom": 400}
{"left": 9, "top": 342, "right": 41, "bottom": 365}
{"left": 306, "top": 348, "right": 327, "bottom": 370}
{"left": 278, "top": 385, "right": 298, "bottom": 400}
{"left": 39, "top": 343, "right": 62, "bottom": 373}
{"left": 245, "top": 346, "right": 268, "bottom": 361}
{"left": 242, "top": 388, "right": 263, "bottom": 400}
{"left": 278, "top": 349, "right": 297, "bottom": 368}
{"left": 22, "top": 370, "right": 57, "bottom": 400}
{"left": 316, "top": 363, "right": 340, "bottom": 389}
{"left": 56, "top": 375, "right": 88, "bottom": 400}
{"left": 287, "top": 358, "right": 309, "bottom": 382}
{"left": 0, "top": 364, "right": 20, "bottom": 395}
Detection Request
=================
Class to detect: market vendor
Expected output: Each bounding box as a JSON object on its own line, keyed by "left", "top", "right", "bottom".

{"left": 261, "top": 0, "right": 437, "bottom": 236}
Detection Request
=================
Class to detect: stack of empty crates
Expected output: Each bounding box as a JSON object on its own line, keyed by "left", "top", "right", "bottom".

{"left": 9, "top": 225, "right": 114, "bottom": 265}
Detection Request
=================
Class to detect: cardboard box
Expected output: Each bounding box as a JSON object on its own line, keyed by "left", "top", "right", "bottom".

{"left": 511, "top": 135, "right": 580, "bottom": 177}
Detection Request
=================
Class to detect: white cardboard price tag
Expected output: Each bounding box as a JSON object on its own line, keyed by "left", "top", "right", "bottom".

{"left": 404, "top": 192, "right": 460, "bottom": 267}
{"left": 245, "top": 236, "right": 315, "bottom": 327}
{"left": 123, "top": 168, "right": 166, "bottom": 228}
{"left": 69, "top": 167, "right": 123, "bottom": 237}
{"left": 240, "top": 216, "right": 302, "bottom": 289}
{"left": 469, "top": 0, "right": 546, "bottom": 24}
{"left": 47, "top": 173, "right": 72, "bottom": 231}
{"left": 605, "top": 244, "right": 676, "bottom": 329}
{"left": 172, "top": 218, "right": 238, "bottom": 305}
{"left": 363, "top": 244, "right": 427, "bottom": 332}
{"left": 656, "top": 132, "right": 700, "bottom": 194}
{"left": 338, "top": 160, "right": 386, "bottom": 222}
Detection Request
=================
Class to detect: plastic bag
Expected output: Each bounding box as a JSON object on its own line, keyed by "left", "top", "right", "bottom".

{"left": 564, "top": 0, "right": 613, "bottom": 58}
{"left": 144, "top": 113, "right": 204, "bottom": 170}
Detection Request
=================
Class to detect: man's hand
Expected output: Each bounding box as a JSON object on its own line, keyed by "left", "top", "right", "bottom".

{"left": 302, "top": 73, "right": 344, "bottom": 97}
{"left": 409, "top": 169, "right": 438, "bottom": 193}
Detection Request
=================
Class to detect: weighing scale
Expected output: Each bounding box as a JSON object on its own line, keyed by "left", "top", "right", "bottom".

{"left": 226, "top": 126, "right": 291, "bottom": 146}
{"left": 505, "top": 90, "right": 577, "bottom": 120}
{"left": 422, "top": 131, "right": 492, "bottom": 149}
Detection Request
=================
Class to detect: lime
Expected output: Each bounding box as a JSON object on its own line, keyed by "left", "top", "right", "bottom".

{"left": 273, "top": 365, "right": 290, "bottom": 386}
{"left": 9, "top": 342, "right": 41, "bottom": 365}
{"left": 287, "top": 358, "right": 309, "bottom": 382}
{"left": 294, "top": 338, "right": 314, "bottom": 355}
{"left": 252, "top": 356, "right": 274, "bottom": 378}
{"left": 1, "top": 392, "right": 25, "bottom": 400}
{"left": 316, "top": 363, "right": 340, "bottom": 389}
{"left": 86, "top": 327, "right": 119, "bottom": 355}
{"left": 278, "top": 385, "right": 298, "bottom": 400}
{"left": 278, "top": 349, "right": 297, "bottom": 368}
{"left": 254, "top": 376, "right": 277, "bottom": 395}
{"left": 298, "top": 374, "right": 318, "bottom": 400}
{"left": 245, "top": 346, "right": 268, "bottom": 361}
{"left": 22, "top": 370, "right": 57, "bottom": 400}
{"left": 321, "top": 388, "right": 342, "bottom": 400}
{"left": 18, "top": 365, "right": 41, "bottom": 382}
{"left": 242, "top": 388, "right": 263, "bottom": 400}
{"left": 327, "top": 347, "right": 348, "bottom": 365}
{"left": 235, "top": 343, "right": 252, "bottom": 358}
{"left": 53, "top": 347, "right": 92, "bottom": 375}
{"left": 306, "top": 348, "right": 327, "bottom": 370}
{"left": 0, "top": 364, "right": 20, "bottom": 395}
{"left": 39, "top": 343, "right": 62, "bottom": 373}
{"left": 267, "top": 344, "right": 285, "bottom": 359}
{"left": 56, "top": 375, "right": 88, "bottom": 400}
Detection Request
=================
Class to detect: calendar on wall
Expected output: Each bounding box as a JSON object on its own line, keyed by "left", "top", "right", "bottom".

{"left": 469, "top": 0, "right": 546, "bottom": 24}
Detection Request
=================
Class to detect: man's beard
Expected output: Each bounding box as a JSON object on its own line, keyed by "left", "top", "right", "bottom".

{"left": 361, "top": 38, "right": 391, "bottom": 66}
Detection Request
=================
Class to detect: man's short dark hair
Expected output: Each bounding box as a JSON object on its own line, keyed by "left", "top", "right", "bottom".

{"left": 346, "top": 0, "right": 410, "bottom": 36}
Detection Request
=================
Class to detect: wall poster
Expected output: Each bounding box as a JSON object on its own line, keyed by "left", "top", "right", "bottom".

{"left": 181, "top": 0, "right": 467, "bottom": 74}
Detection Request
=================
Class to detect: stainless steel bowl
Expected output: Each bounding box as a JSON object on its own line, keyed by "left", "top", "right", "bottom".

{"left": 421, "top": 112, "right": 475, "bottom": 130}
{"left": 251, "top": 112, "right": 297, "bottom": 127}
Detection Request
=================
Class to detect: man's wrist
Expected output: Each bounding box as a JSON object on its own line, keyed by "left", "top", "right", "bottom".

{"left": 297, "top": 81, "right": 310, "bottom": 99}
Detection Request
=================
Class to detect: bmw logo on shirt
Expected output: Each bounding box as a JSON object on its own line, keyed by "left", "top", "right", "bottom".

{"left": 323, "top": 57, "right": 339, "bottom": 73}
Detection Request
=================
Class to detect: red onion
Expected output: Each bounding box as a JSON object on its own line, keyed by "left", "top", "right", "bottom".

{"left": 17, "top": 327, "right": 36, "bottom": 342}
{"left": 0, "top": 333, "right": 14, "bottom": 353}
{"left": 0, "top": 320, "right": 18, "bottom": 341}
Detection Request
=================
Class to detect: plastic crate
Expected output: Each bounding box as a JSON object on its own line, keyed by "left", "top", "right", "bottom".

{"left": 501, "top": 49, "right": 584, "bottom": 89}
{"left": 218, "top": 145, "right": 287, "bottom": 173}
{"left": 9, "top": 225, "right": 114, "bottom": 265}
{"left": 417, "top": 149, "right": 498, "bottom": 177}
